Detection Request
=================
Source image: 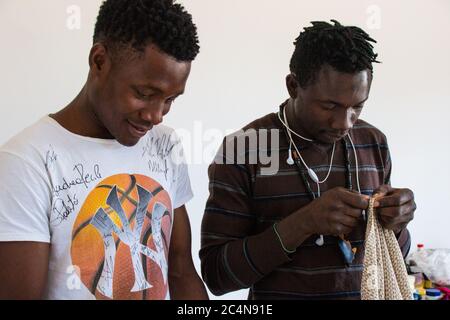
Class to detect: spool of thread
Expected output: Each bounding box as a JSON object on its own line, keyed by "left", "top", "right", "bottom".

{"left": 425, "top": 288, "right": 443, "bottom": 300}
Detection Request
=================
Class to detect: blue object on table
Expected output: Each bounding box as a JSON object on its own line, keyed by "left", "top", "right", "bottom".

{"left": 426, "top": 289, "right": 442, "bottom": 297}
{"left": 338, "top": 238, "right": 355, "bottom": 265}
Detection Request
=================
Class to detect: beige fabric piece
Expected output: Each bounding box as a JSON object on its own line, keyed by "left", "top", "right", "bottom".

{"left": 361, "top": 198, "right": 413, "bottom": 300}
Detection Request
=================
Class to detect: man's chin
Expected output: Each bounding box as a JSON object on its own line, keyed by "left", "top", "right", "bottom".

{"left": 116, "top": 136, "right": 140, "bottom": 147}
{"left": 317, "top": 133, "right": 343, "bottom": 144}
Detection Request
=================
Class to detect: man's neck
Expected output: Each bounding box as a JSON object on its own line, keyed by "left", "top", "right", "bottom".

{"left": 50, "top": 86, "right": 113, "bottom": 139}
{"left": 283, "top": 99, "right": 335, "bottom": 154}
{"left": 284, "top": 99, "right": 314, "bottom": 142}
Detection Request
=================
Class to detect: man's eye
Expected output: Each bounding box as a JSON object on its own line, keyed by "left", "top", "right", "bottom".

{"left": 322, "top": 103, "right": 336, "bottom": 110}
{"left": 166, "top": 97, "right": 176, "bottom": 104}
{"left": 136, "top": 90, "right": 153, "bottom": 99}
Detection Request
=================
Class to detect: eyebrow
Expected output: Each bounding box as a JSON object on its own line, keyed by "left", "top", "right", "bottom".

{"left": 318, "top": 97, "right": 369, "bottom": 107}
{"left": 133, "top": 84, "right": 163, "bottom": 93}
{"left": 132, "top": 84, "right": 185, "bottom": 97}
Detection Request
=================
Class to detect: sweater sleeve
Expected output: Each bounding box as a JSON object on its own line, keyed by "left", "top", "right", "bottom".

{"left": 383, "top": 137, "right": 412, "bottom": 258}
{"left": 199, "top": 139, "right": 291, "bottom": 296}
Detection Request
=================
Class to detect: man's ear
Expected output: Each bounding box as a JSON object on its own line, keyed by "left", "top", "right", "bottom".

{"left": 88, "top": 43, "right": 111, "bottom": 78}
{"left": 286, "top": 73, "right": 299, "bottom": 99}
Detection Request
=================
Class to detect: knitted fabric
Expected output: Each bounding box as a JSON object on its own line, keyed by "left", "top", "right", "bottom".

{"left": 361, "top": 198, "right": 413, "bottom": 300}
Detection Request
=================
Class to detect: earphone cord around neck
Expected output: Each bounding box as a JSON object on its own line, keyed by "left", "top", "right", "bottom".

{"left": 277, "top": 103, "right": 364, "bottom": 251}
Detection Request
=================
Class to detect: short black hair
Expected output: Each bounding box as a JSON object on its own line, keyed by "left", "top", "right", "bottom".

{"left": 93, "top": 0, "right": 200, "bottom": 62}
{"left": 289, "top": 20, "right": 380, "bottom": 88}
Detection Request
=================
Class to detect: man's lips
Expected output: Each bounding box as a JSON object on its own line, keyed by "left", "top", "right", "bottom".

{"left": 127, "top": 120, "right": 153, "bottom": 137}
{"left": 325, "top": 131, "right": 349, "bottom": 140}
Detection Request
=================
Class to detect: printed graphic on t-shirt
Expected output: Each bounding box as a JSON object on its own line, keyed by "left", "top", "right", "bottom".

{"left": 70, "top": 174, "right": 173, "bottom": 300}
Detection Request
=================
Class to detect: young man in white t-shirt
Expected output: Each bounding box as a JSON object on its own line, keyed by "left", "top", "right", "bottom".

{"left": 0, "top": 0, "right": 208, "bottom": 300}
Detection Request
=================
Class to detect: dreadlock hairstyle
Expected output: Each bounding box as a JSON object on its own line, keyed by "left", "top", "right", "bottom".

{"left": 93, "top": 0, "right": 200, "bottom": 62}
{"left": 289, "top": 19, "right": 380, "bottom": 88}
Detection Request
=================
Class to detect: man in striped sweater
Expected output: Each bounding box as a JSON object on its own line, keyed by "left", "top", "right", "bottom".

{"left": 200, "top": 20, "right": 416, "bottom": 300}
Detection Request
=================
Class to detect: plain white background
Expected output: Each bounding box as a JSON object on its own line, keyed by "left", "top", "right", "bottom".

{"left": 1, "top": 0, "right": 449, "bottom": 299}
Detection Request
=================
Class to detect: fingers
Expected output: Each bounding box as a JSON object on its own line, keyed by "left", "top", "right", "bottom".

{"left": 344, "top": 207, "right": 366, "bottom": 219}
{"left": 372, "top": 187, "right": 416, "bottom": 232}
{"left": 330, "top": 206, "right": 361, "bottom": 235}
{"left": 373, "top": 184, "right": 392, "bottom": 198}
{"left": 378, "top": 199, "right": 416, "bottom": 218}
{"left": 374, "top": 188, "right": 414, "bottom": 208}
{"left": 378, "top": 199, "right": 415, "bottom": 230}
{"left": 329, "top": 223, "right": 353, "bottom": 236}
{"left": 339, "top": 189, "right": 370, "bottom": 210}
{"left": 337, "top": 214, "right": 360, "bottom": 228}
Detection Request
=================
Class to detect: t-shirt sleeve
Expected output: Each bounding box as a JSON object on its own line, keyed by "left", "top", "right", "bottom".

{"left": 0, "top": 151, "right": 51, "bottom": 243}
{"left": 170, "top": 137, "right": 193, "bottom": 209}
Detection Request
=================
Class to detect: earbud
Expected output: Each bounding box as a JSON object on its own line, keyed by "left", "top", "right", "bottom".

{"left": 286, "top": 145, "right": 294, "bottom": 165}
{"left": 315, "top": 235, "right": 324, "bottom": 246}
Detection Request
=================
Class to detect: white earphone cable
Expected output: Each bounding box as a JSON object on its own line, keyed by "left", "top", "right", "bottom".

{"left": 282, "top": 108, "right": 336, "bottom": 184}
{"left": 347, "top": 133, "right": 361, "bottom": 194}
{"left": 278, "top": 107, "right": 314, "bottom": 142}
{"left": 278, "top": 104, "right": 364, "bottom": 244}
{"left": 347, "top": 133, "right": 365, "bottom": 220}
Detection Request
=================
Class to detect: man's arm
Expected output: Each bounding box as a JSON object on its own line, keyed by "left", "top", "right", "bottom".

{"left": 200, "top": 161, "right": 369, "bottom": 296}
{"left": 168, "top": 205, "right": 208, "bottom": 300}
{"left": 376, "top": 138, "right": 414, "bottom": 258}
{"left": 0, "top": 242, "right": 50, "bottom": 299}
{"left": 0, "top": 153, "right": 53, "bottom": 300}
{"left": 396, "top": 228, "right": 412, "bottom": 258}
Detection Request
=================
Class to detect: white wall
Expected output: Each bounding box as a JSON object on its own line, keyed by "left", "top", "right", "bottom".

{"left": 1, "top": 0, "right": 449, "bottom": 300}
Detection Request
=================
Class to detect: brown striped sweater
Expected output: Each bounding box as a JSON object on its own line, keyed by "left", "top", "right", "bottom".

{"left": 199, "top": 106, "right": 411, "bottom": 300}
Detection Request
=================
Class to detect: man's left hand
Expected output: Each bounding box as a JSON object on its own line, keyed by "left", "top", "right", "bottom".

{"left": 372, "top": 185, "right": 416, "bottom": 234}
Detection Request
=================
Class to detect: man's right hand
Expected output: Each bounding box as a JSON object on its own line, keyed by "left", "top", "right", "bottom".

{"left": 302, "top": 187, "right": 370, "bottom": 236}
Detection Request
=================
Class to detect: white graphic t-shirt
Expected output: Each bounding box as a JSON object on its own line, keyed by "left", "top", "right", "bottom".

{"left": 0, "top": 116, "right": 193, "bottom": 300}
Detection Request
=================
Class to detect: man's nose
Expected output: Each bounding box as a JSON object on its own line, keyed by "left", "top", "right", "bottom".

{"left": 140, "top": 103, "right": 164, "bottom": 125}
{"left": 331, "top": 108, "right": 355, "bottom": 131}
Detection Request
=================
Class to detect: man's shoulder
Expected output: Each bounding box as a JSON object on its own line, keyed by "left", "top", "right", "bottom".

{"left": 213, "top": 111, "right": 278, "bottom": 164}
{"left": 352, "top": 119, "right": 389, "bottom": 146}
{"left": 0, "top": 117, "right": 59, "bottom": 180}
{"left": 0, "top": 116, "right": 56, "bottom": 159}
{"left": 222, "top": 112, "right": 278, "bottom": 142}
{"left": 242, "top": 112, "right": 278, "bottom": 131}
